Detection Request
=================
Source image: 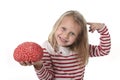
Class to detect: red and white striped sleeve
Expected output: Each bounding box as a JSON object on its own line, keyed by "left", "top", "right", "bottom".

{"left": 89, "top": 25, "right": 111, "bottom": 57}
{"left": 35, "top": 52, "right": 54, "bottom": 80}
{"left": 35, "top": 41, "right": 55, "bottom": 80}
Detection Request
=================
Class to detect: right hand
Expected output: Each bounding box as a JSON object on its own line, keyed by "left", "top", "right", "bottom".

{"left": 19, "top": 61, "right": 43, "bottom": 70}
{"left": 87, "top": 22, "right": 105, "bottom": 33}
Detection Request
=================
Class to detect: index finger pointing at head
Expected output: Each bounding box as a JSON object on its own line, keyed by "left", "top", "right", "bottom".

{"left": 87, "top": 22, "right": 93, "bottom": 25}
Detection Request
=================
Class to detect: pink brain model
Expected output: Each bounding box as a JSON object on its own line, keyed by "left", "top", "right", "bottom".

{"left": 13, "top": 42, "right": 43, "bottom": 62}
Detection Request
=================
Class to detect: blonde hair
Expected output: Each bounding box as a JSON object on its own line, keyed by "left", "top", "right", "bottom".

{"left": 48, "top": 10, "right": 89, "bottom": 65}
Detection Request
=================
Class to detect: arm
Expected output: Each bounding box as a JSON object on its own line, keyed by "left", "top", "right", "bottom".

{"left": 87, "top": 23, "right": 111, "bottom": 57}
{"left": 34, "top": 48, "right": 54, "bottom": 80}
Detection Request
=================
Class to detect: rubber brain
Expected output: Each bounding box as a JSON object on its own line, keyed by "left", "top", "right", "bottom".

{"left": 13, "top": 42, "right": 43, "bottom": 62}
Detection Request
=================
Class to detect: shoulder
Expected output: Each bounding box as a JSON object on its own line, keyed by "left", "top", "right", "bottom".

{"left": 42, "top": 40, "right": 55, "bottom": 54}
{"left": 42, "top": 40, "right": 50, "bottom": 47}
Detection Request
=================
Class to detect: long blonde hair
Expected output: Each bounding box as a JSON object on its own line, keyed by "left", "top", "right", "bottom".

{"left": 48, "top": 10, "right": 89, "bottom": 65}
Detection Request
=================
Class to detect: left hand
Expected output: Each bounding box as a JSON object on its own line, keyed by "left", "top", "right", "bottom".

{"left": 87, "top": 22, "right": 105, "bottom": 33}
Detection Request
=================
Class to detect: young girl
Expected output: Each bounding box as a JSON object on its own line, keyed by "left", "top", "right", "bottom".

{"left": 20, "top": 10, "right": 111, "bottom": 80}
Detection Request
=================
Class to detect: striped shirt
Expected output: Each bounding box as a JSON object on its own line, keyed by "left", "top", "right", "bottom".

{"left": 35, "top": 26, "right": 111, "bottom": 80}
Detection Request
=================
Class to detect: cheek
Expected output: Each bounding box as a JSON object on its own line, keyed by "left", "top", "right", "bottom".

{"left": 55, "top": 30, "right": 60, "bottom": 39}
{"left": 70, "top": 37, "right": 77, "bottom": 43}
{"left": 55, "top": 31, "right": 58, "bottom": 37}
{"left": 55, "top": 29, "right": 62, "bottom": 36}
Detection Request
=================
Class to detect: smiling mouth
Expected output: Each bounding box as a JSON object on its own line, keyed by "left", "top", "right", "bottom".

{"left": 58, "top": 36, "right": 68, "bottom": 43}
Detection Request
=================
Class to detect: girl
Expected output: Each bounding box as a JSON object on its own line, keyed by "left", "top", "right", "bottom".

{"left": 20, "top": 10, "right": 111, "bottom": 80}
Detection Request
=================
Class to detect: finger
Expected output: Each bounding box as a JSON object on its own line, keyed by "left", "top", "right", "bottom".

{"left": 32, "top": 61, "right": 42, "bottom": 66}
{"left": 87, "top": 22, "right": 95, "bottom": 25}
{"left": 89, "top": 28, "right": 94, "bottom": 32}
{"left": 19, "top": 61, "right": 27, "bottom": 66}
{"left": 87, "top": 22, "right": 92, "bottom": 25}
{"left": 25, "top": 61, "right": 32, "bottom": 66}
{"left": 89, "top": 26, "right": 92, "bottom": 32}
{"left": 89, "top": 28, "right": 94, "bottom": 33}
{"left": 87, "top": 22, "right": 92, "bottom": 24}
{"left": 89, "top": 26, "right": 96, "bottom": 33}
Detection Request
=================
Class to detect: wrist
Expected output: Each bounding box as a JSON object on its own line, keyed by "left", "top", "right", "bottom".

{"left": 98, "top": 23, "right": 105, "bottom": 30}
{"left": 34, "top": 64, "right": 43, "bottom": 70}
{"left": 33, "top": 61, "right": 43, "bottom": 70}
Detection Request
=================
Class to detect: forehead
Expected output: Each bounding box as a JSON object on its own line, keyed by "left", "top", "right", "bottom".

{"left": 60, "top": 16, "right": 81, "bottom": 32}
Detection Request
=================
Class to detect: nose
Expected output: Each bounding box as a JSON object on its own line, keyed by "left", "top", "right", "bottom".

{"left": 63, "top": 32, "right": 69, "bottom": 39}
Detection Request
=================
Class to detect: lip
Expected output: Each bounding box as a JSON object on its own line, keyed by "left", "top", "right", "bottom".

{"left": 58, "top": 35, "right": 68, "bottom": 43}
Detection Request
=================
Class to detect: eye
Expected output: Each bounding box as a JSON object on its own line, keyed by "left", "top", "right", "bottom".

{"left": 69, "top": 32, "right": 75, "bottom": 36}
{"left": 61, "top": 27, "right": 66, "bottom": 31}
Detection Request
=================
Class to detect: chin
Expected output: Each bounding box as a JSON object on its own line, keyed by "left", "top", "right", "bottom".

{"left": 59, "top": 43, "right": 70, "bottom": 47}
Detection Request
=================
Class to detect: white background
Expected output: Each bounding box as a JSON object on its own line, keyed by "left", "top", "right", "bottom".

{"left": 0, "top": 0, "right": 120, "bottom": 80}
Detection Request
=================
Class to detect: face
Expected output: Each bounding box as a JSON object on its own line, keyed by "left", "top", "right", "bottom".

{"left": 55, "top": 16, "right": 81, "bottom": 47}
